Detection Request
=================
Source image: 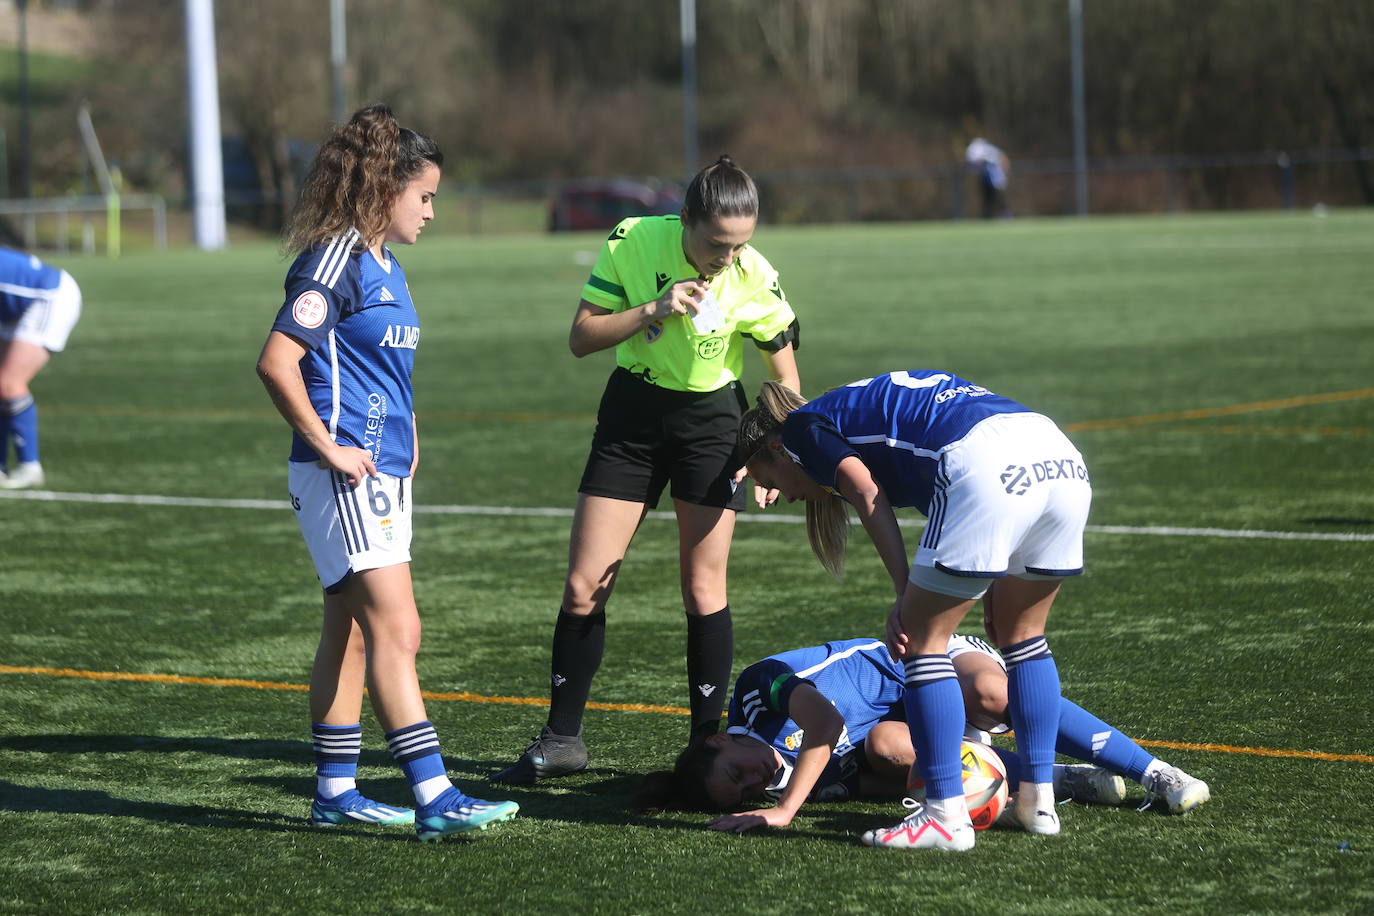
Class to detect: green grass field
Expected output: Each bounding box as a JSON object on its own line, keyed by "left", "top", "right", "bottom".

{"left": 2, "top": 211, "right": 1372, "bottom": 914}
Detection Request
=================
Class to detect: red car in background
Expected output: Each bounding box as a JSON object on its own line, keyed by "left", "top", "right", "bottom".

{"left": 549, "top": 179, "right": 683, "bottom": 232}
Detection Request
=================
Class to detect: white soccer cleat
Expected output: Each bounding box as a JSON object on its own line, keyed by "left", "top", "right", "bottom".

{"left": 860, "top": 797, "right": 975, "bottom": 851}
{"left": 1054, "top": 763, "right": 1128, "bottom": 806}
{"left": 1142, "top": 766, "right": 1211, "bottom": 814}
{"left": 1013, "top": 782, "right": 1061, "bottom": 836}
{"left": 1, "top": 461, "right": 43, "bottom": 489}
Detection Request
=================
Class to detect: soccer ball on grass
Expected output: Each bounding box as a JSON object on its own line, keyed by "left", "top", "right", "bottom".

{"left": 908, "top": 739, "right": 1010, "bottom": 830}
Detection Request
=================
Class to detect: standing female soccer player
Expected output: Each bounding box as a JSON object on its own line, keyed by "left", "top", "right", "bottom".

{"left": 256, "top": 104, "right": 516, "bottom": 841}
{"left": 738, "top": 370, "right": 1091, "bottom": 851}
{"left": 495, "top": 156, "right": 800, "bottom": 784}
{"left": 0, "top": 246, "right": 82, "bottom": 489}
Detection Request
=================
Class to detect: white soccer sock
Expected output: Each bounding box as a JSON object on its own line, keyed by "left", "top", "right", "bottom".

{"left": 926, "top": 794, "right": 971, "bottom": 826}
{"left": 316, "top": 776, "right": 356, "bottom": 799}
{"left": 1016, "top": 781, "right": 1055, "bottom": 811}
{"left": 1140, "top": 758, "right": 1166, "bottom": 787}
{"left": 412, "top": 774, "right": 456, "bottom": 807}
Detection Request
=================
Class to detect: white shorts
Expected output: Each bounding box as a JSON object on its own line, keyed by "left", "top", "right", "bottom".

{"left": 288, "top": 462, "right": 413, "bottom": 593}
{"left": 946, "top": 633, "right": 1006, "bottom": 671}
{"left": 0, "top": 271, "right": 81, "bottom": 352}
{"left": 911, "top": 412, "right": 1091, "bottom": 600}
{"left": 948, "top": 633, "right": 1012, "bottom": 736}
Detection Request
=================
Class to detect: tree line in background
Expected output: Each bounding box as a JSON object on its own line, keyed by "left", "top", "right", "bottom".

{"left": 3, "top": 0, "right": 1372, "bottom": 227}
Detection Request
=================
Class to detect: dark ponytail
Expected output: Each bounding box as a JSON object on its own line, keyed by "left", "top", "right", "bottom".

{"left": 682, "top": 154, "right": 759, "bottom": 226}
{"left": 631, "top": 741, "right": 726, "bottom": 813}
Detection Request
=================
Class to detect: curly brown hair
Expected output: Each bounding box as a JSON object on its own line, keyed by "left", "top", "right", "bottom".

{"left": 283, "top": 103, "right": 443, "bottom": 255}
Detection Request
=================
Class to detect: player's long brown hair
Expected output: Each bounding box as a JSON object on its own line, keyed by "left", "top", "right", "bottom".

{"left": 738, "top": 381, "right": 850, "bottom": 580}
{"left": 284, "top": 103, "right": 443, "bottom": 255}
{"left": 632, "top": 741, "right": 726, "bottom": 813}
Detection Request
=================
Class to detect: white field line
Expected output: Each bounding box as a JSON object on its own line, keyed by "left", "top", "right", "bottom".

{"left": 2, "top": 488, "right": 1373, "bottom": 542}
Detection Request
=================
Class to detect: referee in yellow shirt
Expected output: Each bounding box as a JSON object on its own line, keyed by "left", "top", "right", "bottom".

{"left": 496, "top": 156, "right": 801, "bottom": 784}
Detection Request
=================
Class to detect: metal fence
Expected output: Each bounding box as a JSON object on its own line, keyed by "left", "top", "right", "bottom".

{"left": 445, "top": 146, "right": 1374, "bottom": 234}
{"left": 0, "top": 193, "right": 168, "bottom": 254}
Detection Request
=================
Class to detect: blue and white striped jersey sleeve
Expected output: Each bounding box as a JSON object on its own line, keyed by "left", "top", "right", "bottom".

{"left": 272, "top": 231, "right": 360, "bottom": 350}
{"left": 729, "top": 658, "right": 811, "bottom": 733}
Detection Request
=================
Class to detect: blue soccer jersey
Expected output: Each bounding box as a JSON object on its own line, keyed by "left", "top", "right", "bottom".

{"left": 781, "top": 370, "right": 1034, "bottom": 514}
{"left": 0, "top": 247, "right": 63, "bottom": 323}
{"left": 726, "top": 637, "right": 905, "bottom": 799}
{"left": 271, "top": 231, "right": 420, "bottom": 477}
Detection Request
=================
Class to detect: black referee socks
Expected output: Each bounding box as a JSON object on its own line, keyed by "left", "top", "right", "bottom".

{"left": 686, "top": 607, "right": 734, "bottom": 743}
{"left": 546, "top": 609, "right": 606, "bottom": 737}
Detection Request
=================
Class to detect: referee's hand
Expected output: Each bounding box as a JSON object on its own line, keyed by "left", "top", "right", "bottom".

{"left": 651, "top": 279, "right": 706, "bottom": 319}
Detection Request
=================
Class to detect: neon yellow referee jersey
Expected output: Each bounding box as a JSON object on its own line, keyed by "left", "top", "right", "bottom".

{"left": 580, "top": 215, "right": 797, "bottom": 393}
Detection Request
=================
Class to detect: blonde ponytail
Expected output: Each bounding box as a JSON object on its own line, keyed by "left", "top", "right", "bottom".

{"left": 740, "top": 381, "right": 850, "bottom": 581}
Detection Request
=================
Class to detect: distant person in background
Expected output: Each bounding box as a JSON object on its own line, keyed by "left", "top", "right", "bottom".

{"left": 0, "top": 246, "right": 82, "bottom": 489}
{"left": 256, "top": 103, "right": 517, "bottom": 842}
{"left": 965, "top": 138, "right": 1011, "bottom": 219}
{"left": 494, "top": 155, "right": 801, "bottom": 785}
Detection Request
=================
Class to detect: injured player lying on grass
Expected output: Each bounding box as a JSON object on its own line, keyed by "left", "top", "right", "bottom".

{"left": 633, "top": 634, "right": 1210, "bottom": 835}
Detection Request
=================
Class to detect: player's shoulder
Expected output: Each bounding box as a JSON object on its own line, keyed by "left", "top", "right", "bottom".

{"left": 605, "top": 214, "right": 678, "bottom": 251}
{"left": 287, "top": 230, "right": 364, "bottom": 291}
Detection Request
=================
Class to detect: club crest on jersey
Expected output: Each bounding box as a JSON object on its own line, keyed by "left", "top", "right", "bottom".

{"left": 783, "top": 729, "right": 804, "bottom": 751}
{"left": 645, "top": 320, "right": 664, "bottom": 343}
{"left": 291, "top": 290, "right": 328, "bottom": 329}
{"left": 696, "top": 336, "right": 724, "bottom": 359}
{"left": 379, "top": 324, "right": 419, "bottom": 349}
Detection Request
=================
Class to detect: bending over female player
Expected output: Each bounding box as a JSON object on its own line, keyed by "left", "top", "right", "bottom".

{"left": 738, "top": 369, "right": 1098, "bottom": 850}
{"left": 635, "top": 632, "right": 1210, "bottom": 835}
{"left": 0, "top": 246, "right": 82, "bottom": 489}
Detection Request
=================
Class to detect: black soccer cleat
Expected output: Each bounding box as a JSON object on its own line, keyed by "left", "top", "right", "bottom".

{"left": 492, "top": 727, "right": 589, "bottom": 785}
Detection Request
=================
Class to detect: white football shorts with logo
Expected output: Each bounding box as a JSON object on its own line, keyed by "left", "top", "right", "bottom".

{"left": 911, "top": 412, "right": 1091, "bottom": 600}
{"left": 289, "top": 461, "right": 413, "bottom": 593}
{"left": 1, "top": 270, "right": 81, "bottom": 352}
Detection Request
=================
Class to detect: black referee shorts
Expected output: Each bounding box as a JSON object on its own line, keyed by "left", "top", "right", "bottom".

{"left": 578, "top": 367, "right": 749, "bottom": 511}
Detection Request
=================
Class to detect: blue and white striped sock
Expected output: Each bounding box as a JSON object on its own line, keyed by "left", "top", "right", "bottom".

{"left": 1003, "top": 635, "right": 1063, "bottom": 785}
{"left": 385, "top": 720, "right": 455, "bottom": 807}
{"left": 902, "top": 653, "right": 967, "bottom": 802}
{"left": 1055, "top": 699, "right": 1154, "bottom": 782}
{"left": 312, "top": 722, "right": 360, "bottom": 799}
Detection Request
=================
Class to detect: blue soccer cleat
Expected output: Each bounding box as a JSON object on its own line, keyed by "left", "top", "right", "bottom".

{"left": 310, "top": 789, "right": 415, "bottom": 827}
{"left": 415, "top": 787, "right": 519, "bottom": 842}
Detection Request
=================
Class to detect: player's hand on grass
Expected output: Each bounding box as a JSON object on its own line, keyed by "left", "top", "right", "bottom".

{"left": 706, "top": 808, "right": 793, "bottom": 833}
{"left": 323, "top": 444, "right": 377, "bottom": 488}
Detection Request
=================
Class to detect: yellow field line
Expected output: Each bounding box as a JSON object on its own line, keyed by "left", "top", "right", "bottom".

{"left": 4, "top": 663, "right": 1371, "bottom": 765}
{"left": 1065, "top": 388, "right": 1374, "bottom": 432}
